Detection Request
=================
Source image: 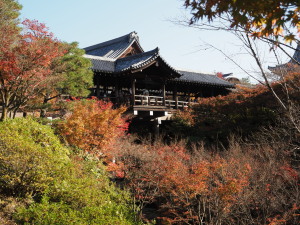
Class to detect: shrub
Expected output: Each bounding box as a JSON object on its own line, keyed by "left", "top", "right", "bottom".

{"left": 0, "top": 118, "right": 141, "bottom": 224}
{"left": 58, "top": 99, "right": 128, "bottom": 157}
{"left": 166, "top": 85, "right": 278, "bottom": 145}
{"left": 15, "top": 157, "right": 139, "bottom": 225}
{"left": 111, "top": 138, "right": 299, "bottom": 224}
{"left": 0, "top": 117, "right": 70, "bottom": 197}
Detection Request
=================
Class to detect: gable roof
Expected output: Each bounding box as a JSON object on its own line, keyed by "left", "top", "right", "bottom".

{"left": 83, "top": 31, "right": 144, "bottom": 59}
{"left": 116, "top": 48, "right": 159, "bottom": 72}
{"left": 85, "top": 48, "right": 181, "bottom": 77}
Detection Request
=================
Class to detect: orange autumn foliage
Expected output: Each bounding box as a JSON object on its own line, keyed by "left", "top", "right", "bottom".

{"left": 59, "top": 99, "right": 128, "bottom": 156}
{"left": 112, "top": 141, "right": 253, "bottom": 224}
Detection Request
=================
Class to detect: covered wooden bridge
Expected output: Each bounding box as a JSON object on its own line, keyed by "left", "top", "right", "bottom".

{"left": 84, "top": 32, "right": 234, "bottom": 119}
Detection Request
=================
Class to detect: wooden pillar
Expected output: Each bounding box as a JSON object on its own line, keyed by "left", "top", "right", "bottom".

{"left": 199, "top": 90, "right": 203, "bottom": 98}
{"left": 211, "top": 87, "right": 215, "bottom": 97}
{"left": 173, "top": 86, "right": 178, "bottom": 109}
{"left": 162, "top": 81, "right": 166, "bottom": 106}
{"left": 154, "top": 119, "right": 160, "bottom": 137}
{"left": 96, "top": 75, "right": 100, "bottom": 98}
{"left": 115, "top": 80, "right": 119, "bottom": 105}
{"left": 131, "top": 78, "right": 136, "bottom": 105}
{"left": 104, "top": 85, "right": 107, "bottom": 97}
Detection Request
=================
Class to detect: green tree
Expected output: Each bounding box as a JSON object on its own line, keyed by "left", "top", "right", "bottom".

{"left": 240, "top": 77, "right": 252, "bottom": 86}
{"left": 39, "top": 42, "right": 93, "bottom": 117}
{"left": 0, "top": 0, "right": 22, "bottom": 45}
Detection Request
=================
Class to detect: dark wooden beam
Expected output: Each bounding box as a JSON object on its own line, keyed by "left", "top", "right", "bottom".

{"left": 131, "top": 78, "right": 136, "bottom": 105}
{"left": 162, "top": 81, "right": 166, "bottom": 106}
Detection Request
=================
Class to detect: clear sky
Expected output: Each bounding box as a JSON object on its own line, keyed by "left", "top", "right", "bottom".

{"left": 17, "top": 0, "right": 293, "bottom": 81}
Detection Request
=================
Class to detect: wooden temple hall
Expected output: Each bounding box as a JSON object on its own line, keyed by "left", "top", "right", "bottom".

{"left": 83, "top": 32, "right": 234, "bottom": 118}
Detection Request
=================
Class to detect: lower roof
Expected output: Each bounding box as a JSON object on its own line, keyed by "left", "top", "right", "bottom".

{"left": 175, "top": 70, "right": 234, "bottom": 88}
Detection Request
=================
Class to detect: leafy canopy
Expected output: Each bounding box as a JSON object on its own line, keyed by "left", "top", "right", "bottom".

{"left": 184, "top": 0, "right": 300, "bottom": 39}
{"left": 56, "top": 42, "right": 93, "bottom": 97}
{"left": 0, "top": 0, "right": 22, "bottom": 44}
{"left": 37, "top": 41, "right": 93, "bottom": 117}
{"left": 0, "top": 18, "right": 65, "bottom": 120}
{"left": 43, "top": 42, "right": 93, "bottom": 99}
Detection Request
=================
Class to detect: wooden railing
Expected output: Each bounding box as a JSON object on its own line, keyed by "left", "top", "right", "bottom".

{"left": 134, "top": 95, "right": 188, "bottom": 109}
{"left": 134, "top": 95, "right": 163, "bottom": 106}
{"left": 165, "top": 100, "right": 188, "bottom": 108}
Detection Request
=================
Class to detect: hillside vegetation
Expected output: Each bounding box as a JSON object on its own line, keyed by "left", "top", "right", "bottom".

{"left": 1, "top": 78, "right": 300, "bottom": 224}
{"left": 0, "top": 117, "right": 140, "bottom": 225}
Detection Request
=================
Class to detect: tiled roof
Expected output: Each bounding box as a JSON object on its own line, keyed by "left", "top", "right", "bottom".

{"left": 115, "top": 48, "right": 159, "bottom": 71}
{"left": 83, "top": 54, "right": 115, "bottom": 72}
{"left": 175, "top": 70, "right": 235, "bottom": 88}
{"left": 84, "top": 32, "right": 235, "bottom": 88}
{"left": 269, "top": 44, "right": 300, "bottom": 71}
{"left": 83, "top": 32, "right": 143, "bottom": 59}
{"left": 84, "top": 53, "right": 234, "bottom": 87}
{"left": 85, "top": 48, "right": 180, "bottom": 76}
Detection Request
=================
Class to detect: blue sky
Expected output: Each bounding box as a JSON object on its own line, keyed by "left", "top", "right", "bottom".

{"left": 18, "top": 0, "right": 292, "bottom": 81}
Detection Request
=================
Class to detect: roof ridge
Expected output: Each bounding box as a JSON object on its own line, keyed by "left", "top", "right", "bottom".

{"left": 83, "top": 54, "right": 116, "bottom": 62}
{"left": 177, "top": 69, "right": 215, "bottom": 76}
{"left": 116, "top": 47, "right": 159, "bottom": 62}
{"left": 84, "top": 31, "right": 136, "bottom": 51}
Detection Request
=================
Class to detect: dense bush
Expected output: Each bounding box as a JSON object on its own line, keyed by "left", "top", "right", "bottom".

{"left": 15, "top": 157, "right": 139, "bottom": 225}
{"left": 0, "top": 118, "right": 141, "bottom": 224}
{"left": 58, "top": 99, "right": 128, "bottom": 157}
{"left": 0, "top": 117, "right": 70, "bottom": 197}
{"left": 166, "top": 85, "right": 278, "bottom": 145}
{"left": 111, "top": 138, "right": 300, "bottom": 224}
{"left": 168, "top": 72, "right": 300, "bottom": 146}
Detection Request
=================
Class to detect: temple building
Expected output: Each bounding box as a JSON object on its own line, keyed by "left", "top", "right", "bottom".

{"left": 83, "top": 32, "right": 234, "bottom": 119}
{"left": 268, "top": 44, "right": 300, "bottom": 74}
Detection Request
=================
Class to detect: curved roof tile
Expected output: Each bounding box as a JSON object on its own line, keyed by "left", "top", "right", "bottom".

{"left": 176, "top": 70, "right": 235, "bottom": 88}
{"left": 83, "top": 54, "right": 115, "bottom": 72}
{"left": 83, "top": 32, "right": 143, "bottom": 59}
{"left": 115, "top": 48, "right": 159, "bottom": 71}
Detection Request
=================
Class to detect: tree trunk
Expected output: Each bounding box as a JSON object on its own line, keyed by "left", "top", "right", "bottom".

{"left": 40, "top": 93, "right": 61, "bottom": 118}
{"left": 40, "top": 108, "right": 47, "bottom": 118}
{"left": 1, "top": 104, "right": 8, "bottom": 121}
{"left": 40, "top": 94, "right": 49, "bottom": 118}
{"left": 13, "top": 108, "right": 19, "bottom": 119}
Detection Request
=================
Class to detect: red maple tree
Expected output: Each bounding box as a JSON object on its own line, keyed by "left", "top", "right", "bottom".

{"left": 0, "top": 19, "right": 64, "bottom": 120}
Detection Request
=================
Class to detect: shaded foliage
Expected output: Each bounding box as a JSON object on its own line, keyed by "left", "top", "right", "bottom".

{"left": 166, "top": 85, "right": 278, "bottom": 146}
